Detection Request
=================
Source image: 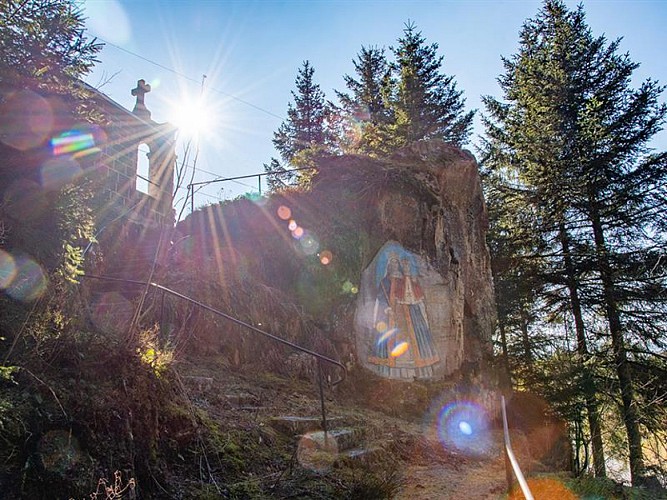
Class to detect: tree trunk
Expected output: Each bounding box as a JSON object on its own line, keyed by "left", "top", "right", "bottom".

{"left": 519, "top": 308, "right": 533, "bottom": 367}
{"left": 559, "top": 222, "right": 606, "bottom": 478}
{"left": 587, "top": 206, "right": 644, "bottom": 485}
{"left": 498, "top": 321, "right": 513, "bottom": 390}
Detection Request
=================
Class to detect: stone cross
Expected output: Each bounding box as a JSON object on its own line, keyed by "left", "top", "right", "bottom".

{"left": 131, "top": 79, "right": 152, "bottom": 120}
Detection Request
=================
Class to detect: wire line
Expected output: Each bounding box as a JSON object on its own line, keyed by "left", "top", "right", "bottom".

{"left": 95, "top": 37, "right": 285, "bottom": 121}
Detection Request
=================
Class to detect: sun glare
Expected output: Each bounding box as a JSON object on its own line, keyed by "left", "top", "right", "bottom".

{"left": 170, "top": 99, "right": 212, "bottom": 138}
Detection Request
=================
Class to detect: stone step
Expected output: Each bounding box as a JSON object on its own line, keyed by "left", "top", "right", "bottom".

{"left": 298, "top": 427, "right": 364, "bottom": 454}
{"left": 182, "top": 376, "right": 214, "bottom": 393}
{"left": 296, "top": 427, "right": 367, "bottom": 472}
{"left": 343, "top": 447, "right": 371, "bottom": 459}
{"left": 235, "top": 406, "right": 267, "bottom": 412}
{"left": 269, "top": 415, "right": 344, "bottom": 435}
{"left": 336, "top": 446, "right": 381, "bottom": 464}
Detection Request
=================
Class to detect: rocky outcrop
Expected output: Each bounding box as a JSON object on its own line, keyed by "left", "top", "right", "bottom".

{"left": 178, "top": 139, "right": 495, "bottom": 383}
{"left": 384, "top": 140, "right": 496, "bottom": 368}
{"left": 316, "top": 140, "right": 497, "bottom": 380}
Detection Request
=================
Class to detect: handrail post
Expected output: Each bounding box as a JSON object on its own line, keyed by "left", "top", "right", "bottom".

{"left": 159, "top": 288, "right": 166, "bottom": 339}
{"left": 504, "top": 416, "right": 514, "bottom": 493}
{"left": 501, "top": 395, "right": 534, "bottom": 500}
{"left": 317, "top": 359, "right": 329, "bottom": 445}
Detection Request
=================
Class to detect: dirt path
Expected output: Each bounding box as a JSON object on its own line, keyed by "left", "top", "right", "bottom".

{"left": 396, "top": 458, "right": 507, "bottom": 499}
{"left": 393, "top": 425, "right": 510, "bottom": 499}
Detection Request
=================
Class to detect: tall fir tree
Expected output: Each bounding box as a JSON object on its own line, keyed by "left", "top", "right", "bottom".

{"left": 0, "top": 0, "right": 100, "bottom": 362}
{"left": 0, "top": 0, "right": 102, "bottom": 284}
{"left": 482, "top": 0, "right": 667, "bottom": 484}
{"left": 482, "top": 164, "right": 546, "bottom": 386}
{"left": 266, "top": 61, "right": 334, "bottom": 187}
{"left": 335, "top": 46, "right": 396, "bottom": 155}
{"left": 0, "top": 0, "right": 101, "bottom": 89}
{"left": 389, "top": 22, "right": 473, "bottom": 147}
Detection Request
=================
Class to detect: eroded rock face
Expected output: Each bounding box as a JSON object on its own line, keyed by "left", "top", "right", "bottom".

{"left": 350, "top": 140, "right": 495, "bottom": 380}
{"left": 178, "top": 139, "right": 495, "bottom": 383}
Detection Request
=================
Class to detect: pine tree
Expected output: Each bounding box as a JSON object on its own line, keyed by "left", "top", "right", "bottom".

{"left": 389, "top": 22, "right": 473, "bottom": 146}
{"left": 267, "top": 61, "right": 334, "bottom": 187}
{"left": 0, "top": 0, "right": 101, "bottom": 88}
{"left": 338, "top": 46, "right": 390, "bottom": 124}
{"left": 482, "top": 164, "right": 546, "bottom": 385}
{"left": 0, "top": 0, "right": 100, "bottom": 357}
{"left": 482, "top": 0, "right": 667, "bottom": 484}
{"left": 274, "top": 61, "right": 333, "bottom": 164}
{"left": 335, "top": 46, "right": 396, "bottom": 155}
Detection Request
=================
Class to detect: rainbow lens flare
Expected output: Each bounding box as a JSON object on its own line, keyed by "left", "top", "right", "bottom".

{"left": 50, "top": 130, "right": 96, "bottom": 156}
{"left": 0, "top": 253, "right": 48, "bottom": 302}
{"left": 390, "top": 341, "right": 409, "bottom": 358}
{"left": 299, "top": 232, "right": 319, "bottom": 255}
{"left": 437, "top": 401, "right": 492, "bottom": 457}
{"left": 377, "top": 328, "right": 398, "bottom": 346}
{"left": 277, "top": 205, "right": 291, "bottom": 220}
{"left": 41, "top": 156, "right": 82, "bottom": 190}
{"left": 0, "top": 90, "right": 54, "bottom": 150}
{"left": 319, "top": 250, "right": 332, "bottom": 265}
{"left": 0, "top": 250, "right": 17, "bottom": 289}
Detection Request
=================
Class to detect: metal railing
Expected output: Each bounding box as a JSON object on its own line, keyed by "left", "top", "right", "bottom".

{"left": 84, "top": 274, "right": 346, "bottom": 433}
{"left": 501, "top": 395, "right": 534, "bottom": 499}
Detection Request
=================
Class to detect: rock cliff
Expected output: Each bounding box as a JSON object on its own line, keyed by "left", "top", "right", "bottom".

{"left": 179, "top": 139, "right": 496, "bottom": 382}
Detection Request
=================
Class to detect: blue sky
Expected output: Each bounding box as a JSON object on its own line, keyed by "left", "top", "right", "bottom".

{"left": 82, "top": 0, "right": 667, "bottom": 215}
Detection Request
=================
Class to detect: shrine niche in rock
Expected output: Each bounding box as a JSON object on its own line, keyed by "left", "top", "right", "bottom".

{"left": 347, "top": 141, "right": 494, "bottom": 382}
{"left": 356, "top": 241, "right": 459, "bottom": 380}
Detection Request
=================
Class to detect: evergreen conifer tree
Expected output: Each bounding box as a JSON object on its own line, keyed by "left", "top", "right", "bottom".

{"left": 0, "top": 0, "right": 101, "bottom": 88}
{"left": 266, "top": 61, "right": 334, "bottom": 187}
{"left": 389, "top": 22, "right": 473, "bottom": 146}
{"left": 335, "top": 46, "right": 396, "bottom": 155}
{"left": 482, "top": 0, "right": 667, "bottom": 484}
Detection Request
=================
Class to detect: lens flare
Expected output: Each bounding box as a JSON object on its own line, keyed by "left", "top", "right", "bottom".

{"left": 459, "top": 421, "right": 472, "bottom": 435}
{"left": 437, "top": 401, "right": 492, "bottom": 457}
{"left": 377, "top": 328, "right": 398, "bottom": 346}
{"left": 0, "top": 250, "right": 17, "bottom": 289}
{"left": 342, "top": 280, "right": 358, "bottom": 294}
{"left": 319, "top": 250, "right": 332, "bottom": 265}
{"left": 85, "top": 0, "right": 131, "bottom": 45}
{"left": 41, "top": 156, "right": 82, "bottom": 190}
{"left": 299, "top": 232, "right": 319, "bottom": 255}
{"left": 288, "top": 220, "right": 297, "bottom": 231}
{"left": 390, "top": 341, "right": 409, "bottom": 358}
{"left": 509, "top": 478, "right": 577, "bottom": 500}
{"left": 0, "top": 90, "right": 54, "bottom": 150}
{"left": 292, "top": 226, "right": 304, "bottom": 239}
{"left": 90, "top": 292, "right": 134, "bottom": 334}
{"left": 277, "top": 205, "right": 291, "bottom": 220}
{"left": 50, "top": 129, "right": 96, "bottom": 156}
{"left": 375, "top": 321, "right": 387, "bottom": 332}
{"left": 336, "top": 106, "right": 369, "bottom": 149}
{"left": 4, "top": 179, "right": 49, "bottom": 221}
{"left": 6, "top": 256, "right": 47, "bottom": 302}
{"left": 169, "top": 96, "right": 213, "bottom": 138}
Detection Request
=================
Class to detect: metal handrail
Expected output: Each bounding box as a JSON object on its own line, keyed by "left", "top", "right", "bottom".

{"left": 501, "top": 395, "right": 534, "bottom": 500}
{"left": 83, "top": 274, "right": 347, "bottom": 386}
{"left": 84, "top": 274, "right": 347, "bottom": 435}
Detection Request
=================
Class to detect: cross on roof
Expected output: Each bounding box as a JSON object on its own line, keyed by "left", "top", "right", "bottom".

{"left": 131, "top": 79, "right": 152, "bottom": 120}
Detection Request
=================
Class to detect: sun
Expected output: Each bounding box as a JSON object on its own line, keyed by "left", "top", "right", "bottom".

{"left": 169, "top": 96, "right": 213, "bottom": 138}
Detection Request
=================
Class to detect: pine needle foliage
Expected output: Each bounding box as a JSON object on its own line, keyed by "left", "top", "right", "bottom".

{"left": 482, "top": 0, "right": 667, "bottom": 485}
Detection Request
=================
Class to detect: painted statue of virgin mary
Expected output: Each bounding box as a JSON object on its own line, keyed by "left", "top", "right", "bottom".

{"left": 368, "top": 244, "right": 439, "bottom": 375}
